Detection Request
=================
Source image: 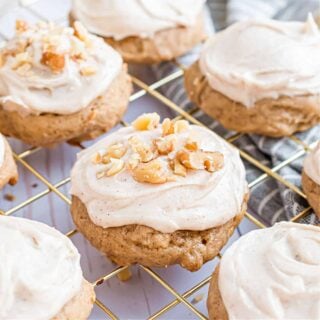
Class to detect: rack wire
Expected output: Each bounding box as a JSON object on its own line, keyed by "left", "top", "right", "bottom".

{"left": 0, "top": 2, "right": 318, "bottom": 319}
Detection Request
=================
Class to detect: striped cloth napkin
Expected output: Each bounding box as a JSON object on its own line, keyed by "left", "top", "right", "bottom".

{"left": 152, "top": 0, "right": 320, "bottom": 226}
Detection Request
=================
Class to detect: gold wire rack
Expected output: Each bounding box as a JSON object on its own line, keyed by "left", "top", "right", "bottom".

{"left": 0, "top": 2, "right": 318, "bottom": 319}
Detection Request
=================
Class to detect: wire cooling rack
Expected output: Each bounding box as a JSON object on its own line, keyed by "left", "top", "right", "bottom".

{"left": 0, "top": 1, "right": 318, "bottom": 319}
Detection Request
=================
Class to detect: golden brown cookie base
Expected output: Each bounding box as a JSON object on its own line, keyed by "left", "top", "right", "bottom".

{"left": 0, "top": 137, "right": 18, "bottom": 190}
{"left": 184, "top": 62, "right": 320, "bottom": 137}
{"left": 70, "top": 14, "right": 206, "bottom": 64}
{"left": 302, "top": 170, "right": 320, "bottom": 218}
{"left": 70, "top": 194, "right": 248, "bottom": 272}
{"left": 0, "top": 65, "right": 132, "bottom": 147}
{"left": 53, "top": 279, "right": 95, "bottom": 320}
{"left": 207, "top": 265, "right": 228, "bottom": 320}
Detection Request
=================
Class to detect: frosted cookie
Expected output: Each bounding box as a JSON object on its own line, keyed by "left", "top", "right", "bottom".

{"left": 302, "top": 141, "right": 320, "bottom": 217}
{"left": 70, "top": 0, "right": 207, "bottom": 64}
{"left": 0, "top": 215, "right": 95, "bottom": 320}
{"left": 0, "top": 20, "right": 131, "bottom": 147}
{"left": 185, "top": 16, "right": 320, "bottom": 137}
{"left": 70, "top": 113, "right": 248, "bottom": 271}
{"left": 207, "top": 222, "right": 320, "bottom": 320}
{"left": 0, "top": 134, "right": 18, "bottom": 189}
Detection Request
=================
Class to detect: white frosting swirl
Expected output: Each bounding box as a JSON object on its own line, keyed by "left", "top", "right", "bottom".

{"left": 70, "top": 125, "right": 247, "bottom": 233}
{"left": 199, "top": 15, "right": 320, "bottom": 107}
{"left": 0, "top": 134, "right": 4, "bottom": 168}
{"left": 71, "top": 0, "right": 206, "bottom": 40}
{"left": 0, "top": 216, "right": 83, "bottom": 320}
{"left": 0, "top": 22, "right": 122, "bottom": 115}
{"left": 304, "top": 141, "right": 320, "bottom": 185}
{"left": 219, "top": 222, "right": 320, "bottom": 320}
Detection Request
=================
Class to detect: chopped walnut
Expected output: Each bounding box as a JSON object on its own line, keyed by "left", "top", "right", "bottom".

{"left": 106, "top": 158, "right": 125, "bottom": 176}
{"left": 15, "top": 20, "right": 28, "bottom": 33}
{"left": 127, "top": 153, "right": 140, "bottom": 170}
{"left": 132, "top": 159, "right": 169, "bottom": 184}
{"left": 129, "top": 136, "right": 155, "bottom": 163}
{"left": 176, "top": 150, "right": 205, "bottom": 170}
{"left": 203, "top": 151, "right": 224, "bottom": 173}
{"left": 12, "top": 52, "right": 31, "bottom": 70}
{"left": 185, "top": 138, "right": 199, "bottom": 151}
{"left": 162, "top": 118, "right": 174, "bottom": 136}
{"left": 41, "top": 51, "right": 65, "bottom": 73}
{"left": 172, "top": 158, "right": 187, "bottom": 177}
{"left": 162, "top": 118, "right": 189, "bottom": 136}
{"left": 73, "top": 21, "right": 90, "bottom": 45}
{"left": 177, "top": 150, "right": 224, "bottom": 173}
{"left": 132, "top": 113, "right": 160, "bottom": 131}
{"left": 154, "top": 135, "right": 177, "bottom": 155}
{"left": 108, "top": 143, "right": 127, "bottom": 159}
{"left": 92, "top": 152, "right": 103, "bottom": 164}
{"left": 80, "top": 65, "right": 96, "bottom": 76}
{"left": 174, "top": 120, "right": 189, "bottom": 133}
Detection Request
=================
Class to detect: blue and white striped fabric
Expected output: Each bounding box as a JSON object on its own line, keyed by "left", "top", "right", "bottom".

{"left": 152, "top": 0, "right": 320, "bottom": 226}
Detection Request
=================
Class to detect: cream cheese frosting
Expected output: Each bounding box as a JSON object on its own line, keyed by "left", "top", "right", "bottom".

{"left": 304, "top": 141, "right": 320, "bottom": 185}
{"left": 199, "top": 15, "right": 320, "bottom": 107}
{"left": 218, "top": 222, "right": 320, "bottom": 320}
{"left": 0, "top": 20, "right": 122, "bottom": 116}
{"left": 70, "top": 116, "right": 247, "bottom": 233}
{"left": 0, "top": 134, "right": 5, "bottom": 168}
{"left": 71, "top": 0, "right": 206, "bottom": 40}
{"left": 0, "top": 216, "right": 83, "bottom": 320}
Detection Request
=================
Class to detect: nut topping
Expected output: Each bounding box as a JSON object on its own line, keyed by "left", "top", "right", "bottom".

{"left": 172, "top": 159, "right": 187, "bottom": 177}
{"left": 154, "top": 135, "right": 177, "bottom": 155}
{"left": 132, "top": 113, "right": 160, "bottom": 131}
{"left": 131, "top": 159, "right": 169, "bottom": 184}
{"left": 129, "top": 136, "right": 154, "bottom": 163}
{"left": 15, "top": 20, "right": 28, "bottom": 33}
{"left": 92, "top": 114, "right": 224, "bottom": 184}
{"left": 106, "top": 158, "right": 125, "bottom": 176}
{"left": 41, "top": 51, "right": 65, "bottom": 73}
{"left": 176, "top": 150, "right": 205, "bottom": 170}
{"left": 203, "top": 152, "right": 224, "bottom": 173}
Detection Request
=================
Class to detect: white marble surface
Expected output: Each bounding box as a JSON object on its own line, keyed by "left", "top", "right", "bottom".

{"left": 0, "top": 1, "right": 257, "bottom": 319}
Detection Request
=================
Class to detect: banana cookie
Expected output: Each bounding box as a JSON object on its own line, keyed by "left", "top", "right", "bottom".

{"left": 185, "top": 16, "right": 320, "bottom": 137}
{"left": 0, "top": 134, "right": 18, "bottom": 189}
{"left": 0, "top": 20, "right": 131, "bottom": 147}
{"left": 207, "top": 222, "right": 320, "bottom": 320}
{"left": 70, "top": 0, "right": 207, "bottom": 64}
{"left": 302, "top": 141, "right": 320, "bottom": 217}
{"left": 70, "top": 113, "right": 248, "bottom": 271}
{"left": 0, "top": 215, "right": 95, "bottom": 320}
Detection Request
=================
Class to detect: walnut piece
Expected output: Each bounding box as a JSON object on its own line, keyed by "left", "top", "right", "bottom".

{"left": 126, "top": 153, "right": 140, "bottom": 170}
{"left": 73, "top": 21, "right": 89, "bottom": 43}
{"left": 106, "top": 158, "right": 125, "bottom": 176}
{"left": 176, "top": 150, "right": 205, "bottom": 170}
{"left": 162, "top": 118, "right": 189, "bottom": 136}
{"left": 107, "top": 143, "right": 127, "bottom": 159}
{"left": 80, "top": 65, "right": 96, "bottom": 76}
{"left": 132, "top": 113, "right": 160, "bottom": 131}
{"left": 154, "top": 135, "right": 177, "bottom": 155}
{"left": 16, "top": 20, "right": 28, "bottom": 33}
{"left": 176, "top": 150, "right": 224, "bottom": 173}
{"left": 129, "top": 136, "right": 154, "bottom": 163}
{"left": 174, "top": 120, "right": 189, "bottom": 133}
{"left": 172, "top": 158, "right": 187, "bottom": 177}
{"left": 185, "top": 138, "right": 199, "bottom": 151}
{"left": 131, "top": 159, "right": 169, "bottom": 184}
{"left": 203, "top": 151, "right": 224, "bottom": 172}
{"left": 41, "top": 51, "right": 65, "bottom": 73}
